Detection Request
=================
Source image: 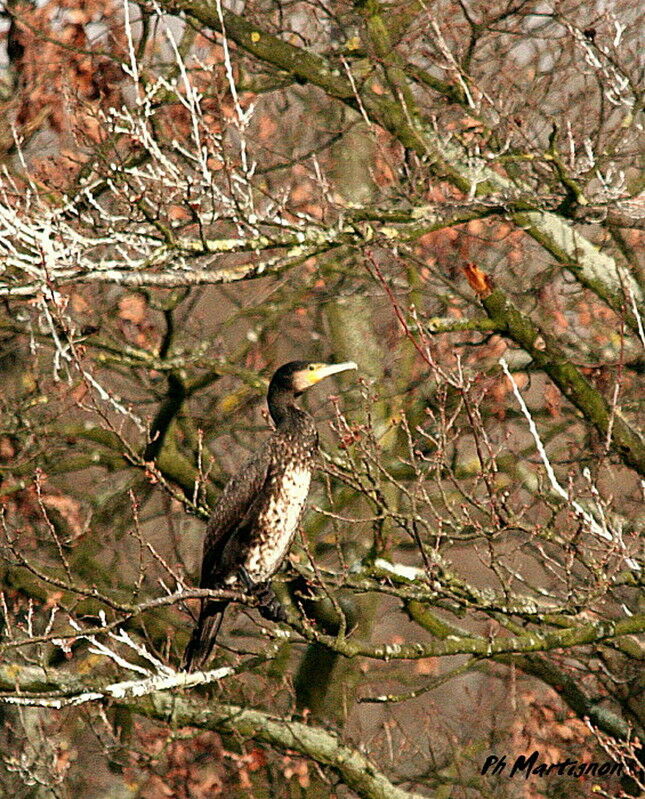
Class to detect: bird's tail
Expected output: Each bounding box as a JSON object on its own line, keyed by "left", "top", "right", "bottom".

{"left": 181, "top": 600, "right": 227, "bottom": 672}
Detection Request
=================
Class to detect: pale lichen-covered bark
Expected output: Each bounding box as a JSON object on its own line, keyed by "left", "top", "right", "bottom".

{"left": 160, "top": 0, "right": 643, "bottom": 331}
{"left": 0, "top": 663, "right": 428, "bottom": 799}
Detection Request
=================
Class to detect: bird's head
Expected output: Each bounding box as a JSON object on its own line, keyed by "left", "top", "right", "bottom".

{"left": 270, "top": 360, "right": 358, "bottom": 397}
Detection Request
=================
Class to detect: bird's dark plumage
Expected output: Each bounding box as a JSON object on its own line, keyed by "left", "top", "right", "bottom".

{"left": 182, "top": 360, "right": 357, "bottom": 671}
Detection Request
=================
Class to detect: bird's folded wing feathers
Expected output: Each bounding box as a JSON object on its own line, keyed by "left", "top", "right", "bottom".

{"left": 200, "top": 444, "right": 273, "bottom": 585}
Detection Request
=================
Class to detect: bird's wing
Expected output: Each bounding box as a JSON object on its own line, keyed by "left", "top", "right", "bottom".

{"left": 200, "top": 442, "right": 273, "bottom": 586}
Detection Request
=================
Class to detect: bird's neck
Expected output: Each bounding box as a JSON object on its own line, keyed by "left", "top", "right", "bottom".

{"left": 268, "top": 389, "right": 309, "bottom": 431}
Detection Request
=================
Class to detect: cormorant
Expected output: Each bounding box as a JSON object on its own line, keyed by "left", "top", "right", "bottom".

{"left": 182, "top": 360, "right": 357, "bottom": 672}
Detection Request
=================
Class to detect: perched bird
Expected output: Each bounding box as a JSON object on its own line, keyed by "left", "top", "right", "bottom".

{"left": 182, "top": 360, "right": 357, "bottom": 671}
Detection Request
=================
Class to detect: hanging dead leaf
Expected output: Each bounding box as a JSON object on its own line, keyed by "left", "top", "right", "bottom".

{"left": 244, "top": 748, "right": 267, "bottom": 772}
{"left": 462, "top": 262, "right": 494, "bottom": 297}
{"left": 119, "top": 293, "right": 147, "bottom": 324}
{"left": 70, "top": 381, "right": 89, "bottom": 404}
{"left": 415, "top": 657, "right": 439, "bottom": 676}
{"left": 41, "top": 494, "right": 85, "bottom": 539}
{"left": 258, "top": 114, "right": 277, "bottom": 141}
{"left": 0, "top": 436, "right": 15, "bottom": 460}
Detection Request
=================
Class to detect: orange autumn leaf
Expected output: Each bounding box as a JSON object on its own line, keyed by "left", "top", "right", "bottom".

{"left": 258, "top": 114, "right": 277, "bottom": 141}
{"left": 40, "top": 494, "right": 85, "bottom": 538}
{"left": 70, "top": 381, "right": 89, "bottom": 404}
{"left": 245, "top": 748, "right": 267, "bottom": 771}
{"left": 415, "top": 657, "right": 439, "bottom": 676}
{"left": 462, "top": 262, "right": 494, "bottom": 297}
{"left": 118, "top": 293, "right": 147, "bottom": 324}
{"left": 290, "top": 182, "right": 312, "bottom": 205}
{"left": 44, "top": 590, "right": 64, "bottom": 609}
{"left": 168, "top": 204, "right": 191, "bottom": 221}
{"left": 70, "top": 292, "right": 90, "bottom": 315}
{"left": 207, "top": 156, "right": 224, "bottom": 171}
{"left": 0, "top": 436, "right": 16, "bottom": 459}
{"left": 282, "top": 757, "right": 310, "bottom": 788}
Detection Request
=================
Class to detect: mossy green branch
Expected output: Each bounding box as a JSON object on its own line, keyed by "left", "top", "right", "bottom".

{"left": 361, "top": 0, "right": 419, "bottom": 116}
{"left": 513, "top": 210, "right": 640, "bottom": 330}
{"left": 406, "top": 603, "right": 635, "bottom": 742}
{"left": 292, "top": 609, "right": 644, "bottom": 659}
{"left": 51, "top": 422, "right": 217, "bottom": 511}
{"left": 480, "top": 287, "right": 645, "bottom": 475}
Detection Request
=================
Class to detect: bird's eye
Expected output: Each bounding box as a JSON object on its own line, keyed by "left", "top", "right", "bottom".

{"left": 308, "top": 364, "right": 315, "bottom": 370}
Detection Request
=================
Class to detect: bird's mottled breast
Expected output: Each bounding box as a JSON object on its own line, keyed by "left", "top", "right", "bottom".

{"left": 242, "top": 432, "right": 315, "bottom": 583}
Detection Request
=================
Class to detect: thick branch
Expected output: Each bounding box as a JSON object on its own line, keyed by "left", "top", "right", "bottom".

{"left": 292, "top": 611, "right": 645, "bottom": 659}
{"left": 0, "top": 663, "right": 428, "bottom": 799}
{"left": 0, "top": 247, "right": 331, "bottom": 298}
{"left": 129, "top": 693, "right": 429, "bottom": 799}
{"left": 0, "top": 205, "right": 491, "bottom": 297}
{"left": 479, "top": 287, "right": 645, "bottom": 475}
{"left": 405, "top": 602, "right": 637, "bottom": 742}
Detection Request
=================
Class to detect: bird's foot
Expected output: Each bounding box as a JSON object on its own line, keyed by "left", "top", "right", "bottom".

{"left": 236, "top": 569, "right": 287, "bottom": 623}
{"left": 254, "top": 582, "right": 287, "bottom": 623}
{"left": 237, "top": 567, "right": 255, "bottom": 591}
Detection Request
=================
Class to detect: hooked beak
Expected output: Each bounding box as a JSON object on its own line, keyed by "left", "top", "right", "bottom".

{"left": 299, "top": 361, "right": 358, "bottom": 390}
